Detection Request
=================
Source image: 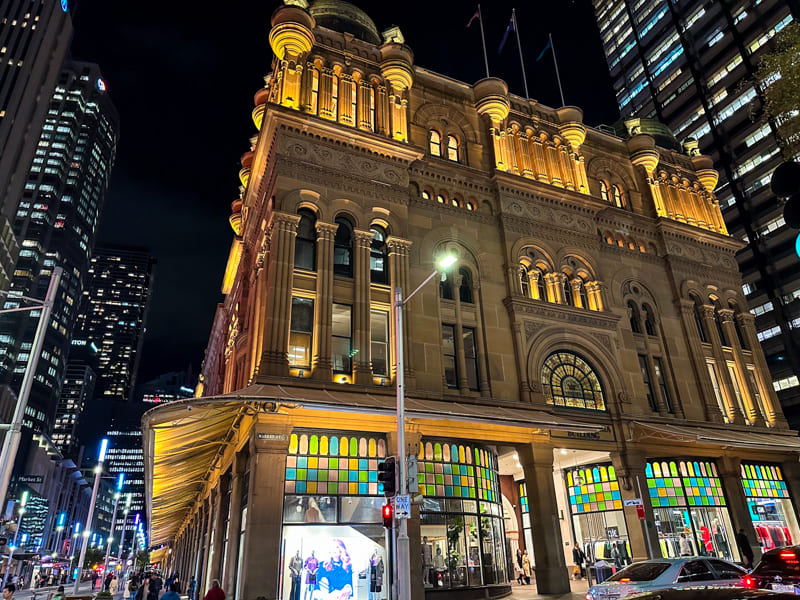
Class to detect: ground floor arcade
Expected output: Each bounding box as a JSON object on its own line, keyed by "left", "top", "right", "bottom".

{"left": 144, "top": 394, "right": 800, "bottom": 600}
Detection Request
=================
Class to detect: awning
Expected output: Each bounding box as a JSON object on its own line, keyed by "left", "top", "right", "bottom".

{"left": 149, "top": 547, "right": 168, "bottom": 565}
{"left": 629, "top": 421, "right": 800, "bottom": 451}
{"left": 143, "top": 384, "right": 603, "bottom": 546}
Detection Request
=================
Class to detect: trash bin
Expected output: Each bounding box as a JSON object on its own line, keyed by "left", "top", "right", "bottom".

{"left": 595, "top": 564, "right": 614, "bottom": 583}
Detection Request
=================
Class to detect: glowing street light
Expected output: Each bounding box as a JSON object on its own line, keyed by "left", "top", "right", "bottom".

{"left": 1, "top": 491, "right": 29, "bottom": 588}
{"left": 73, "top": 438, "right": 108, "bottom": 593}
{"left": 103, "top": 472, "right": 125, "bottom": 575}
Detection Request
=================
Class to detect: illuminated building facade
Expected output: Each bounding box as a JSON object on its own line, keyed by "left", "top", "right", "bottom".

{"left": 145, "top": 3, "right": 800, "bottom": 600}
{"left": 136, "top": 369, "right": 195, "bottom": 405}
{"left": 0, "top": 0, "right": 73, "bottom": 289}
{"left": 590, "top": 0, "right": 800, "bottom": 426}
{"left": 106, "top": 425, "right": 146, "bottom": 518}
{"left": 52, "top": 359, "right": 96, "bottom": 458}
{"left": 0, "top": 60, "right": 118, "bottom": 435}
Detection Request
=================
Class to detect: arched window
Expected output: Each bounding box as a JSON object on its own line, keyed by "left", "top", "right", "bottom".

{"left": 599, "top": 180, "right": 609, "bottom": 202}
{"left": 439, "top": 273, "right": 454, "bottom": 300}
{"left": 370, "top": 226, "right": 388, "bottom": 284}
{"left": 429, "top": 130, "right": 442, "bottom": 157}
{"left": 643, "top": 304, "right": 657, "bottom": 336}
{"left": 459, "top": 268, "right": 473, "bottom": 304}
{"left": 295, "top": 208, "right": 317, "bottom": 271}
{"left": 333, "top": 217, "right": 353, "bottom": 277}
{"left": 447, "top": 135, "right": 459, "bottom": 161}
{"left": 613, "top": 185, "right": 624, "bottom": 208}
{"left": 541, "top": 351, "right": 606, "bottom": 411}
{"left": 466, "top": 201, "right": 475, "bottom": 211}
{"left": 628, "top": 301, "right": 641, "bottom": 333}
{"left": 691, "top": 295, "right": 707, "bottom": 343}
{"left": 562, "top": 276, "right": 574, "bottom": 306}
{"left": 520, "top": 265, "right": 530, "bottom": 298}
{"left": 437, "top": 194, "right": 446, "bottom": 204}
{"left": 421, "top": 189, "right": 431, "bottom": 200}
{"left": 537, "top": 272, "right": 548, "bottom": 302}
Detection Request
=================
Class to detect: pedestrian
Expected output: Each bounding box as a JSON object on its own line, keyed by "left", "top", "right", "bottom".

{"left": 202, "top": 580, "right": 225, "bottom": 600}
{"left": 2, "top": 583, "right": 15, "bottom": 600}
{"left": 51, "top": 585, "right": 65, "bottom": 600}
{"left": 134, "top": 573, "right": 150, "bottom": 600}
{"left": 110, "top": 576, "right": 119, "bottom": 595}
{"left": 105, "top": 573, "right": 114, "bottom": 591}
{"left": 187, "top": 577, "right": 197, "bottom": 600}
{"left": 680, "top": 533, "right": 693, "bottom": 557}
{"left": 736, "top": 528, "right": 755, "bottom": 569}
{"left": 572, "top": 543, "right": 586, "bottom": 579}
{"left": 521, "top": 550, "right": 532, "bottom": 585}
{"left": 92, "top": 572, "right": 99, "bottom": 591}
{"left": 161, "top": 583, "right": 181, "bottom": 600}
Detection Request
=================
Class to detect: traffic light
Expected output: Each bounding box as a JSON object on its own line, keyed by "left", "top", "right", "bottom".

{"left": 378, "top": 456, "right": 397, "bottom": 497}
{"left": 382, "top": 502, "right": 394, "bottom": 529}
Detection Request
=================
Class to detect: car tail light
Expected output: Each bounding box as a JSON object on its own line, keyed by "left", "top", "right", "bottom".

{"left": 585, "top": 593, "right": 594, "bottom": 600}
{"left": 742, "top": 575, "right": 756, "bottom": 589}
{"left": 781, "top": 552, "right": 797, "bottom": 559}
{"left": 620, "top": 578, "right": 631, "bottom": 583}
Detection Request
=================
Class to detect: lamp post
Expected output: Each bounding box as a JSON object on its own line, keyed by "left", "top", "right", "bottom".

{"left": 53, "top": 511, "right": 67, "bottom": 558}
{"left": 130, "top": 514, "right": 140, "bottom": 573}
{"left": 0, "top": 267, "right": 62, "bottom": 509}
{"left": 69, "top": 522, "right": 81, "bottom": 582}
{"left": 73, "top": 439, "right": 109, "bottom": 594}
{"left": 393, "top": 254, "right": 456, "bottom": 600}
{"left": 103, "top": 473, "right": 125, "bottom": 576}
{"left": 116, "top": 493, "right": 131, "bottom": 574}
{"left": 2, "top": 491, "right": 29, "bottom": 588}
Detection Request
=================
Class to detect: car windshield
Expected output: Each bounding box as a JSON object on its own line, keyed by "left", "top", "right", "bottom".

{"left": 753, "top": 554, "right": 800, "bottom": 577}
{"left": 606, "top": 562, "right": 672, "bottom": 582}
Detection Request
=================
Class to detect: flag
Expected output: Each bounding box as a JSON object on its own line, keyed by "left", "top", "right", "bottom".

{"left": 466, "top": 8, "right": 480, "bottom": 28}
{"left": 536, "top": 39, "right": 552, "bottom": 62}
{"left": 498, "top": 14, "right": 515, "bottom": 53}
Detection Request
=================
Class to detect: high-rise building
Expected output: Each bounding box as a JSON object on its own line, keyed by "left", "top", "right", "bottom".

{"left": 0, "top": 0, "right": 73, "bottom": 289}
{"left": 52, "top": 359, "right": 96, "bottom": 459}
{"left": 590, "top": 0, "right": 800, "bottom": 425}
{"left": 73, "top": 246, "right": 154, "bottom": 403}
{"left": 0, "top": 60, "right": 118, "bottom": 434}
{"left": 136, "top": 368, "right": 195, "bottom": 405}
{"left": 106, "top": 419, "right": 147, "bottom": 520}
{"left": 143, "top": 4, "right": 800, "bottom": 598}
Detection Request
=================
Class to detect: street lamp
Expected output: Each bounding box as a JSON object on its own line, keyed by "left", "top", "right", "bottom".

{"left": 116, "top": 493, "right": 132, "bottom": 573}
{"left": 73, "top": 438, "right": 109, "bottom": 593}
{"left": 69, "top": 522, "right": 81, "bottom": 582}
{"left": 103, "top": 472, "right": 125, "bottom": 576}
{"left": 2, "top": 491, "right": 29, "bottom": 588}
{"left": 393, "top": 253, "right": 456, "bottom": 600}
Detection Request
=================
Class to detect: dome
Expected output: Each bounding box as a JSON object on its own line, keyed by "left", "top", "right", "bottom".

{"left": 612, "top": 117, "right": 681, "bottom": 152}
{"left": 308, "top": 0, "right": 381, "bottom": 45}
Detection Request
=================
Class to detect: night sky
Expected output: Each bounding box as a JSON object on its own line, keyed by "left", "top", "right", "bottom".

{"left": 68, "top": 0, "right": 619, "bottom": 383}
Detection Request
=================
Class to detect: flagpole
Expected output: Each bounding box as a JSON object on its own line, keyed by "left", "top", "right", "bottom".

{"left": 477, "top": 4, "right": 490, "bottom": 78}
{"left": 513, "top": 9, "right": 529, "bottom": 99}
{"left": 549, "top": 32, "right": 565, "bottom": 106}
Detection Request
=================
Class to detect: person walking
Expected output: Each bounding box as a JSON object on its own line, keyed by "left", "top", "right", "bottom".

{"left": 161, "top": 583, "right": 181, "bottom": 600}
{"left": 110, "top": 576, "right": 119, "bottom": 596}
{"left": 573, "top": 543, "right": 586, "bottom": 579}
{"left": 105, "top": 573, "right": 114, "bottom": 592}
{"left": 202, "top": 580, "right": 225, "bottom": 600}
{"left": 680, "top": 533, "right": 693, "bottom": 557}
{"left": 521, "top": 550, "right": 532, "bottom": 585}
{"left": 736, "top": 528, "right": 755, "bottom": 569}
{"left": 187, "top": 577, "right": 197, "bottom": 600}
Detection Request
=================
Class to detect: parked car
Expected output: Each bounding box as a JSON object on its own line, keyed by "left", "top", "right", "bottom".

{"left": 616, "top": 589, "right": 797, "bottom": 600}
{"left": 743, "top": 546, "right": 800, "bottom": 593}
{"left": 587, "top": 558, "right": 748, "bottom": 600}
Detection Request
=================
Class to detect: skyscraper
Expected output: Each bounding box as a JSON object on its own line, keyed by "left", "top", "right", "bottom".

{"left": 0, "top": 60, "right": 119, "bottom": 434}
{"left": 591, "top": 0, "right": 800, "bottom": 425}
{"left": 0, "top": 0, "right": 73, "bottom": 289}
{"left": 52, "top": 358, "right": 96, "bottom": 458}
{"left": 73, "top": 246, "right": 154, "bottom": 403}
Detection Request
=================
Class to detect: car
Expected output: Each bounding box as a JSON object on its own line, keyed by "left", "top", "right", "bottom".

{"left": 743, "top": 546, "right": 800, "bottom": 593}
{"left": 617, "top": 589, "right": 797, "bottom": 600}
{"left": 586, "top": 557, "right": 749, "bottom": 600}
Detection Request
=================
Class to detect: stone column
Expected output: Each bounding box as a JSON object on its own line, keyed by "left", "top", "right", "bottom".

{"left": 544, "top": 273, "right": 560, "bottom": 304}
{"left": 241, "top": 418, "right": 293, "bottom": 600}
{"left": 528, "top": 270, "right": 541, "bottom": 301}
{"left": 570, "top": 279, "right": 583, "bottom": 308}
{"left": 678, "top": 300, "right": 723, "bottom": 422}
{"left": 201, "top": 497, "right": 215, "bottom": 592}
{"left": 507, "top": 264, "right": 523, "bottom": 297}
{"left": 737, "top": 312, "right": 781, "bottom": 425}
{"left": 517, "top": 443, "right": 570, "bottom": 594}
{"left": 701, "top": 305, "right": 744, "bottom": 424}
{"left": 259, "top": 212, "right": 300, "bottom": 377}
{"left": 472, "top": 283, "right": 491, "bottom": 397}
{"left": 223, "top": 452, "right": 246, "bottom": 598}
{"left": 610, "top": 450, "right": 660, "bottom": 562}
{"left": 719, "top": 309, "right": 763, "bottom": 426}
{"left": 511, "top": 321, "right": 532, "bottom": 401}
{"left": 312, "top": 222, "right": 337, "bottom": 380}
{"left": 387, "top": 237, "right": 414, "bottom": 383}
{"left": 717, "top": 456, "right": 763, "bottom": 564}
{"left": 209, "top": 473, "right": 230, "bottom": 583}
{"left": 353, "top": 229, "right": 373, "bottom": 384}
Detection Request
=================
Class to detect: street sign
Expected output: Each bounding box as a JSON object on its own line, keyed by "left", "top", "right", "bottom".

{"left": 636, "top": 504, "right": 646, "bottom": 520}
{"left": 623, "top": 498, "right": 643, "bottom": 507}
{"left": 394, "top": 494, "right": 410, "bottom": 519}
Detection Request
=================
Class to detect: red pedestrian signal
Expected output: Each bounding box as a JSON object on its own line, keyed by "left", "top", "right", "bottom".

{"left": 382, "top": 502, "right": 393, "bottom": 529}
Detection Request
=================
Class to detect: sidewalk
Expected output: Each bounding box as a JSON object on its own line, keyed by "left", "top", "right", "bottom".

{"left": 506, "top": 576, "right": 589, "bottom": 600}
{"left": 13, "top": 582, "right": 98, "bottom": 600}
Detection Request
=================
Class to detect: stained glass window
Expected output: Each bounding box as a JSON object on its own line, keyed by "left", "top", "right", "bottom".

{"left": 518, "top": 482, "right": 529, "bottom": 513}
{"left": 417, "top": 441, "right": 500, "bottom": 503}
{"left": 541, "top": 351, "right": 606, "bottom": 410}
{"left": 645, "top": 460, "right": 726, "bottom": 508}
{"left": 566, "top": 463, "right": 622, "bottom": 514}
{"left": 285, "top": 432, "right": 387, "bottom": 496}
{"left": 741, "top": 463, "right": 790, "bottom": 499}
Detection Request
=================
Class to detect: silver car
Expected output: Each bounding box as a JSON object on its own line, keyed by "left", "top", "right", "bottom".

{"left": 587, "top": 558, "right": 748, "bottom": 600}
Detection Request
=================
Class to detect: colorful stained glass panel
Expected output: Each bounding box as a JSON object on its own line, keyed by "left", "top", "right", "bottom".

{"left": 418, "top": 440, "right": 500, "bottom": 503}
{"left": 741, "top": 463, "right": 790, "bottom": 499}
{"left": 566, "top": 463, "right": 623, "bottom": 513}
{"left": 645, "top": 460, "right": 726, "bottom": 507}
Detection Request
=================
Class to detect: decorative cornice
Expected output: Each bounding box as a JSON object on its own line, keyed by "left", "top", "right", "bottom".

{"left": 504, "top": 297, "right": 621, "bottom": 331}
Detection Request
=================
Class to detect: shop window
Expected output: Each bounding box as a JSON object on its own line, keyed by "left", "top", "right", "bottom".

{"left": 369, "top": 226, "right": 388, "bottom": 284}
{"left": 520, "top": 266, "right": 530, "bottom": 298}
{"left": 370, "top": 310, "right": 389, "bottom": 377}
{"left": 442, "top": 324, "right": 458, "bottom": 388}
{"left": 295, "top": 209, "right": 317, "bottom": 271}
{"left": 639, "top": 355, "right": 658, "bottom": 411}
{"left": 541, "top": 351, "right": 606, "bottom": 411}
{"left": 333, "top": 217, "right": 353, "bottom": 277}
{"left": 459, "top": 268, "right": 473, "bottom": 304}
{"left": 653, "top": 357, "right": 672, "bottom": 413}
{"left": 447, "top": 135, "right": 459, "bottom": 161}
{"left": 463, "top": 327, "right": 479, "bottom": 391}
{"left": 429, "top": 130, "right": 442, "bottom": 157}
{"left": 289, "top": 297, "right": 314, "bottom": 370}
{"left": 628, "top": 301, "right": 642, "bottom": 333}
{"left": 599, "top": 180, "right": 609, "bottom": 202}
{"left": 741, "top": 463, "right": 800, "bottom": 550}
{"left": 613, "top": 185, "right": 625, "bottom": 208}
{"left": 332, "top": 304, "right": 352, "bottom": 374}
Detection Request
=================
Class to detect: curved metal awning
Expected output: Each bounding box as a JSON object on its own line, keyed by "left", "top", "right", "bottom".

{"left": 629, "top": 421, "right": 800, "bottom": 451}
{"left": 143, "top": 384, "right": 603, "bottom": 546}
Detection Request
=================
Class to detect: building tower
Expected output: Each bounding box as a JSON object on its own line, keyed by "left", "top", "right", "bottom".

{"left": 52, "top": 359, "right": 96, "bottom": 458}
{"left": 590, "top": 0, "right": 800, "bottom": 425}
{"left": 0, "top": 0, "right": 73, "bottom": 290}
{"left": 0, "top": 60, "right": 118, "bottom": 435}
{"left": 143, "top": 4, "right": 800, "bottom": 600}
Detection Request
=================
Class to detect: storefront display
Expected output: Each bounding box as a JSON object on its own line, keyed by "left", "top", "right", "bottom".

{"left": 565, "top": 464, "right": 631, "bottom": 568}
{"left": 281, "top": 432, "right": 389, "bottom": 600}
{"left": 646, "top": 460, "right": 736, "bottom": 561}
{"left": 418, "top": 441, "right": 508, "bottom": 589}
{"left": 741, "top": 463, "right": 800, "bottom": 551}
